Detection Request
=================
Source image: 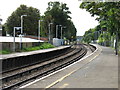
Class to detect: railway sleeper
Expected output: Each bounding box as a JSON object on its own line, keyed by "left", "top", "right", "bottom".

{"left": 2, "top": 45, "right": 88, "bottom": 89}
{"left": 1, "top": 46, "right": 79, "bottom": 79}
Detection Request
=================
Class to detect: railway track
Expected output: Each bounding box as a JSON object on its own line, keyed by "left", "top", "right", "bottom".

{"left": 1, "top": 44, "right": 95, "bottom": 90}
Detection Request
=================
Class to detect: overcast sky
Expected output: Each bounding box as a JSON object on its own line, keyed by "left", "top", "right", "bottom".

{"left": 0, "top": 0, "right": 99, "bottom": 36}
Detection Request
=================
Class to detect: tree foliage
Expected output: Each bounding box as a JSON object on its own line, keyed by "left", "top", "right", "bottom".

{"left": 80, "top": 2, "right": 120, "bottom": 38}
{"left": 42, "top": 1, "right": 76, "bottom": 40}
{"left": 82, "top": 28, "right": 94, "bottom": 43}
{"left": 5, "top": 5, "right": 40, "bottom": 36}
{"left": 5, "top": 2, "right": 77, "bottom": 41}
{"left": 80, "top": 2, "right": 120, "bottom": 54}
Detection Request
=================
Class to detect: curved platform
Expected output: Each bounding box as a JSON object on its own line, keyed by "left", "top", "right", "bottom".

{"left": 1, "top": 45, "right": 72, "bottom": 73}
{"left": 21, "top": 44, "right": 118, "bottom": 89}
{"left": 1, "top": 45, "right": 71, "bottom": 59}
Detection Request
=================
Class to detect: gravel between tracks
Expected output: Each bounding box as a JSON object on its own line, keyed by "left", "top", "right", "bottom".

{"left": 1, "top": 44, "right": 91, "bottom": 90}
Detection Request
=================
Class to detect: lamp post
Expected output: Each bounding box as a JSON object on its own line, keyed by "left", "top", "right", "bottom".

{"left": 61, "top": 27, "right": 62, "bottom": 39}
{"left": 0, "top": 15, "right": 2, "bottom": 22}
{"left": 13, "top": 27, "right": 16, "bottom": 52}
{"left": 38, "top": 20, "right": 43, "bottom": 42}
{"left": 0, "top": 18, "right": 2, "bottom": 35}
{"left": 0, "top": 18, "right": 2, "bottom": 24}
{"left": 59, "top": 25, "right": 62, "bottom": 39}
{"left": 21, "top": 15, "right": 27, "bottom": 34}
{"left": 13, "top": 27, "right": 21, "bottom": 52}
{"left": 115, "top": 29, "right": 118, "bottom": 55}
{"left": 56, "top": 25, "right": 58, "bottom": 38}
{"left": 56, "top": 25, "right": 62, "bottom": 38}
{"left": 20, "top": 15, "right": 27, "bottom": 50}
{"left": 61, "top": 26, "right": 66, "bottom": 39}
{"left": 48, "top": 23, "right": 53, "bottom": 43}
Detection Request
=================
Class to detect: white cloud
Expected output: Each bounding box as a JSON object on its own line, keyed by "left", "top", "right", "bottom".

{"left": 0, "top": 0, "right": 99, "bottom": 36}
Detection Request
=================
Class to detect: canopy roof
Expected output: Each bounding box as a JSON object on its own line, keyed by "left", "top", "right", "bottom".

{"left": 0, "top": 36, "right": 44, "bottom": 42}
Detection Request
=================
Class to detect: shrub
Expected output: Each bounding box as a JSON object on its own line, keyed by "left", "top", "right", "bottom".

{"left": 0, "top": 50, "right": 11, "bottom": 54}
{"left": 22, "top": 43, "right": 55, "bottom": 52}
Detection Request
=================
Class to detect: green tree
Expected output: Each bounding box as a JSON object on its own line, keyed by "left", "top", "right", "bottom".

{"left": 5, "top": 5, "right": 40, "bottom": 36}
{"left": 80, "top": 2, "right": 120, "bottom": 54}
{"left": 42, "top": 1, "right": 76, "bottom": 40}
{"left": 80, "top": 2, "right": 120, "bottom": 35}
{"left": 82, "top": 29, "right": 94, "bottom": 44}
{"left": 2, "top": 25, "right": 6, "bottom": 36}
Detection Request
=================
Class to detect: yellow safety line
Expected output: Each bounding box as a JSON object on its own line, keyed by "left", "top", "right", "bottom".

{"left": 45, "top": 69, "right": 76, "bottom": 88}
{"left": 59, "top": 83, "right": 69, "bottom": 88}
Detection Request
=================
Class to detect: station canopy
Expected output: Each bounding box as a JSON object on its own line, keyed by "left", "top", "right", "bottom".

{"left": 0, "top": 36, "right": 44, "bottom": 42}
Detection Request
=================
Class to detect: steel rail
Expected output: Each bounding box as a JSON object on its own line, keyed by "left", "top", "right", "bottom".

{"left": 1, "top": 44, "right": 90, "bottom": 90}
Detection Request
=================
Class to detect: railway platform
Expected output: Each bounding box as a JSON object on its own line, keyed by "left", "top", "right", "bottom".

{"left": 21, "top": 44, "right": 118, "bottom": 89}
{"left": 1, "top": 45, "right": 71, "bottom": 59}
{"left": 1, "top": 45, "right": 72, "bottom": 74}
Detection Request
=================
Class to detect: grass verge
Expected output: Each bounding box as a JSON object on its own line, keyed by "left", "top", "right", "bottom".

{"left": 22, "top": 43, "right": 55, "bottom": 52}
{"left": 1, "top": 43, "right": 55, "bottom": 54}
{"left": 0, "top": 50, "right": 11, "bottom": 54}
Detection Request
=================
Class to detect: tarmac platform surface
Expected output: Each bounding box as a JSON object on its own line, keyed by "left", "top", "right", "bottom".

{"left": 21, "top": 44, "right": 118, "bottom": 89}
